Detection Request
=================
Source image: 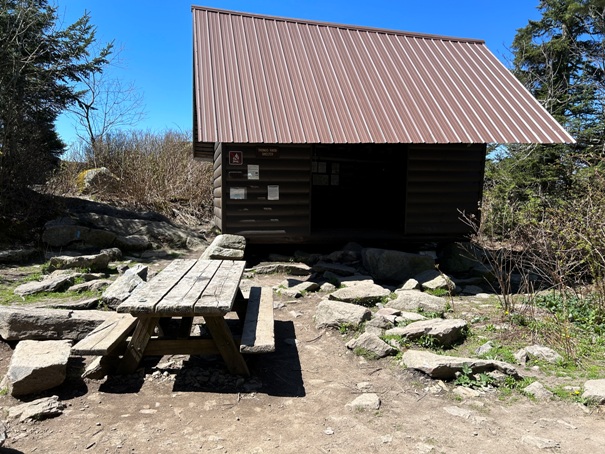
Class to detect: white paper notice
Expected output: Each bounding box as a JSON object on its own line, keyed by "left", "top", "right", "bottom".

{"left": 248, "top": 165, "right": 259, "bottom": 180}
{"left": 230, "top": 187, "right": 247, "bottom": 199}
{"left": 267, "top": 185, "right": 279, "bottom": 200}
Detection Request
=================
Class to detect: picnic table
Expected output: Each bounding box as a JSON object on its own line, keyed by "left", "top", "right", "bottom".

{"left": 72, "top": 259, "right": 274, "bottom": 378}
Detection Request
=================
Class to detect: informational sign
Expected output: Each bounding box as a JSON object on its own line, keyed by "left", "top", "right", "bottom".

{"left": 267, "top": 185, "right": 279, "bottom": 200}
{"left": 247, "top": 164, "right": 259, "bottom": 180}
{"left": 230, "top": 187, "right": 246, "bottom": 199}
{"left": 257, "top": 147, "right": 279, "bottom": 158}
{"left": 229, "top": 151, "right": 243, "bottom": 165}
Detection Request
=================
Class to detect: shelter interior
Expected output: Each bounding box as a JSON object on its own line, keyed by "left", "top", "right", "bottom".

{"left": 204, "top": 143, "right": 486, "bottom": 244}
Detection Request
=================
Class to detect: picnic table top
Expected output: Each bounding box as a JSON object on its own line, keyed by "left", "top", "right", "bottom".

{"left": 116, "top": 259, "right": 246, "bottom": 317}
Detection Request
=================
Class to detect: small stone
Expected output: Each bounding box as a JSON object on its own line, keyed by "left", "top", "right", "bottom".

{"left": 345, "top": 393, "right": 381, "bottom": 411}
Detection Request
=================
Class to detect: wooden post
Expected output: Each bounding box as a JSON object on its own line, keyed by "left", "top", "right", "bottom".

{"left": 117, "top": 317, "right": 159, "bottom": 375}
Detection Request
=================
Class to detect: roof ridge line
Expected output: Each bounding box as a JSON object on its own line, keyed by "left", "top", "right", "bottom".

{"left": 191, "top": 5, "right": 485, "bottom": 44}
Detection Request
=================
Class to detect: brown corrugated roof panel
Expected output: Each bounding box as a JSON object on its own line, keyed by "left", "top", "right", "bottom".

{"left": 192, "top": 6, "right": 574, "bottom": 145}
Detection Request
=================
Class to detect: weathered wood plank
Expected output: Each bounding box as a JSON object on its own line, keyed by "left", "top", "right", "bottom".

{"left": 194, "top": 261, "right": 246, "bottom": 315}
{"left": 117, "top": 259, "right": 197, "bottom": 315}
{"left": 204, "top": 315, "right": 249, "bottom": 376}
{"left": 144, "top": 338, "right": 219, "bottom": 356}
{"left": 154, "top": 260, "right": 221, "bottom": 315}
{"left": 240, "top": 287, "right": 275, "bottom": 354}
{"left": 117, "top": 317, "right": 159, "bottom": 374}
{"left": 72, "top": 313, "right": 137, "bottom": 356}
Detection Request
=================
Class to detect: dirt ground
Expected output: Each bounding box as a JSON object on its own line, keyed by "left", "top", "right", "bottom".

{"left": 1, "top": 260, "right": 604, "bottom": 454}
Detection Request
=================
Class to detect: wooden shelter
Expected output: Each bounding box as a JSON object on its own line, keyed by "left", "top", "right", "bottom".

{"left": 192, "top": 6, "right": 573, "bottom": 244}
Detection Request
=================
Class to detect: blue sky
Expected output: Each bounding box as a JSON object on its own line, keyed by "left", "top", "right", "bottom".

{"left": 54, "top": 0, "right": 543, "bottom": 147}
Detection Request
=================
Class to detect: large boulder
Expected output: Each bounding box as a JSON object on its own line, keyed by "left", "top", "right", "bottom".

{"left": 42, "top": 223, "right": 117, "bottom": 249}
{"left": 76, "top": 167, "right": 119, "bottom": 194}
{"left": 0, "top": 248, "right": 39, "bottom": 264}
{"left": 4, "top": 340, "right": 71, "bottom": 397}
{"left": 315, "top": 300, "right": 371, "bottom": 330}
{"left": 361, "top": 248, "right": 434, "bottom": 283}
{"left": 0, "top": 307, "right": 116, "bottom": 341}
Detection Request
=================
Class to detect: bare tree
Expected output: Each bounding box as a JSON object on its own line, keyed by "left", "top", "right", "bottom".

{"left": 67, "top": 45, "right": 146, "bottom": 148}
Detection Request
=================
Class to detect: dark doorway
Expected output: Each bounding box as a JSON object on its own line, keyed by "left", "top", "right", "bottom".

{"left": 311, "top": 144, "right": 406, "bottom": 232}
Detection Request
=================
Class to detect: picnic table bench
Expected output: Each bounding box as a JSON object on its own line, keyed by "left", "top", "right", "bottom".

{"left": 72, "top": 259, "right": 274, "bottom": 377}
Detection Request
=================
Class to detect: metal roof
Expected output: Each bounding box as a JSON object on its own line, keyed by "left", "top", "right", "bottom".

{"left": 192, "top": 6, "right": 574, "bottom": 145}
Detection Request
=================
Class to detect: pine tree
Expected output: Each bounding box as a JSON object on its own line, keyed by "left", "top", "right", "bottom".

{"left": 0, "top": 0, "right": 111, "bottom": 205}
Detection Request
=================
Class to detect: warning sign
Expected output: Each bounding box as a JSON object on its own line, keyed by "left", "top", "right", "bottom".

{"left": 229, "top": 151, "right": 243, "bottom": 165}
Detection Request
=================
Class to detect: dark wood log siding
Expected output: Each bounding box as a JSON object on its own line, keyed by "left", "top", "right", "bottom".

{"left": 404, "top": 144, "right": 485, "bottom": 236}
{"left": 213, "top": 143, "right": 223, "bottom": 230}
{"left": 221, "top": 144, "right": 311, "bottom": 240}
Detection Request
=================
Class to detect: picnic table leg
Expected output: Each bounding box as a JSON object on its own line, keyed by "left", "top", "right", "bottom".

{"left": 232, "top": 288, "right": 248, "bottom": 323}
{"left": 177, "top": 317, "right": 194, "bottom": 338}
{"left": 117, "top": 317, "right": 159, "bottom": 375}
{"left": 204, "top": 315, "right": 250, "bottom": 376}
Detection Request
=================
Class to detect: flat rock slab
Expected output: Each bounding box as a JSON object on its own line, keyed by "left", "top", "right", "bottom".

{"left": 0, "top": 248, "right": 38, "bottom": 264}
{"left": 4, "top": 340, "right": 71, "bottom": 397}
{"left": 386, "top": 319, "right": 468, "bottom": 347}
{"left": 315, "top": 300, "right": 371, "bottom": 330}
{"left": 47, "top": 251, "right": 111, "bottom": 272}
{"left": 8, "top": 395, "right": 65, "bottom": 422}
{"left": 101, "top": 270, "right": 146, "bottom": 308}
{"left": 252, "top": 262, "right": 311, "bottom": 276}
{"left": 386, "top": 290, "right": 447, "bottom": 313}
{"left": 201, "top": 234, "right": 246, "bottom": 260}
{"left": 323, "top": 272, "right": 374, "bottom": 287}
{"left": 582, "top": 379, "right": 605, "bottom": 404}
{"left": 328, "top": 283, "right": 390, "bottom": 305}
{"left": 277, "top": 280, "right": 320, "bottom": 298}
{"left": 402, "top": 349, "right": 520, "bottom": 380}
{"left": 13, "top": 272, "right": 76, "bottom": 296}
{"left": 312, "top": 262, "right": 357, "bottom": 276}
{"left": 0, "top": 306, "right": 117, "bottom": 341}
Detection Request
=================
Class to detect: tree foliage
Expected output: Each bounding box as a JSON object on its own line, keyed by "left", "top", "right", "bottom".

{"left": 0, "top": 0, "right": 111, "bottom": 206}
{"left": 484, "top": 0, "right": 605, "bottom": 235}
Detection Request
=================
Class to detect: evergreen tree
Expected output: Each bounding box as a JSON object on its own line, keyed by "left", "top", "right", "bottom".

{"left": 0, "top": 0, "right": 111, "bottom": 205}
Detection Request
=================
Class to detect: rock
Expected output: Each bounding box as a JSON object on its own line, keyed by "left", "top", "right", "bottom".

{"left": 521, "top": 435, "right": 560, "bottom": 450}
{"left": 346, "top": 332, "right": 397, "bottom": 358}
{"left": 515, "top": 345, "right": 563, "bottom": 365}
{"left": 115, "top": 234, "right": 151, "bottom": 252}
{"left": 375, "top": 307, "right": 401, "bottom": 319}
{"left": 364, "top": 316, "right": 393, "bottom": 336}
{"left": 401, "top": 279, "right": 421, "bottom": 290}
{"left": 124, "top": 263, "right": 149, "bottom": 280}
{"left": 385, "top": 319, "right": 468, "bottom": 347}
{"left": 77, "top": 167, "right": 119, "bottom": 193}
{"left": 0, "top": 248, "right": 38, "bottom": 264}
{"left": 47, "top": 251, "right": 111, "bottom": 272}
{"left": 320, "top": 282, "right": 337, "bottom": 292}
{"left": 0, "top": 306, "right": 116, "bottom": 341}
{"left": 201, "top": 234, "right": 246, "bottom": 260}
{"left": 14, "top": 271, "right": 76, "bottom": 296}
{"left": 8, "top": 396, "right": 66, "bottom": 422}
{"left": 276, "top": 280, "right": 320, "bottom": 298}
{"left": 582, "top": 379, "right": 605, "bottom": 404}
{"left": 386, "top": 290, "right": 447, "bottom": 313}
{"left": 329, "top": 283, "right": 390, "bottom": 306}
{"left": 414, "top": 269, "right": 455, "bottom": 291}
{"left": 4, "top": 340, "right": 71, "bottom": 396}
{"left": 47, "top": 298, "right": 100, "bottom": 310}
{"left": 523, "top": 381, "right": 553, "bottom": 400}
{"left": 396, "top": 311, "right": 428, "bottom": 322}
{"left": 361, "top": 248, "right": 434, "bottom": 282}
{"left": 402, "top": 349, "right": 520, "bottom": 380}
{"left": 345, "top": 393, "right": 381, "bottom": 411}
{"left": 325, "top": 250, "right": 360, "bottom": 264}
{"left": 68, "top": 279, "right": 112, "bottom": 293}
{"left": 101, "top": 270, "right": 146, "bottom": 308}
{"left": 252, "top": 262, "right": 311, "bottom": 276}
{"left": 312, "top": 262, "right": 357, "bottom": 276}
{"left": 42, "top": 223, "right": 117, "bottom": 249}
{"left": 315, "top": 300, "right": 371, "bottom": 330}
{"left": 0, "top": 421, "right": 5, "bottom": 447}
{"left": 475, "top": 341, "right": 494, "bottom": 356}
{"left": 324, "top": 272, "right": 374, "bottom": 287}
